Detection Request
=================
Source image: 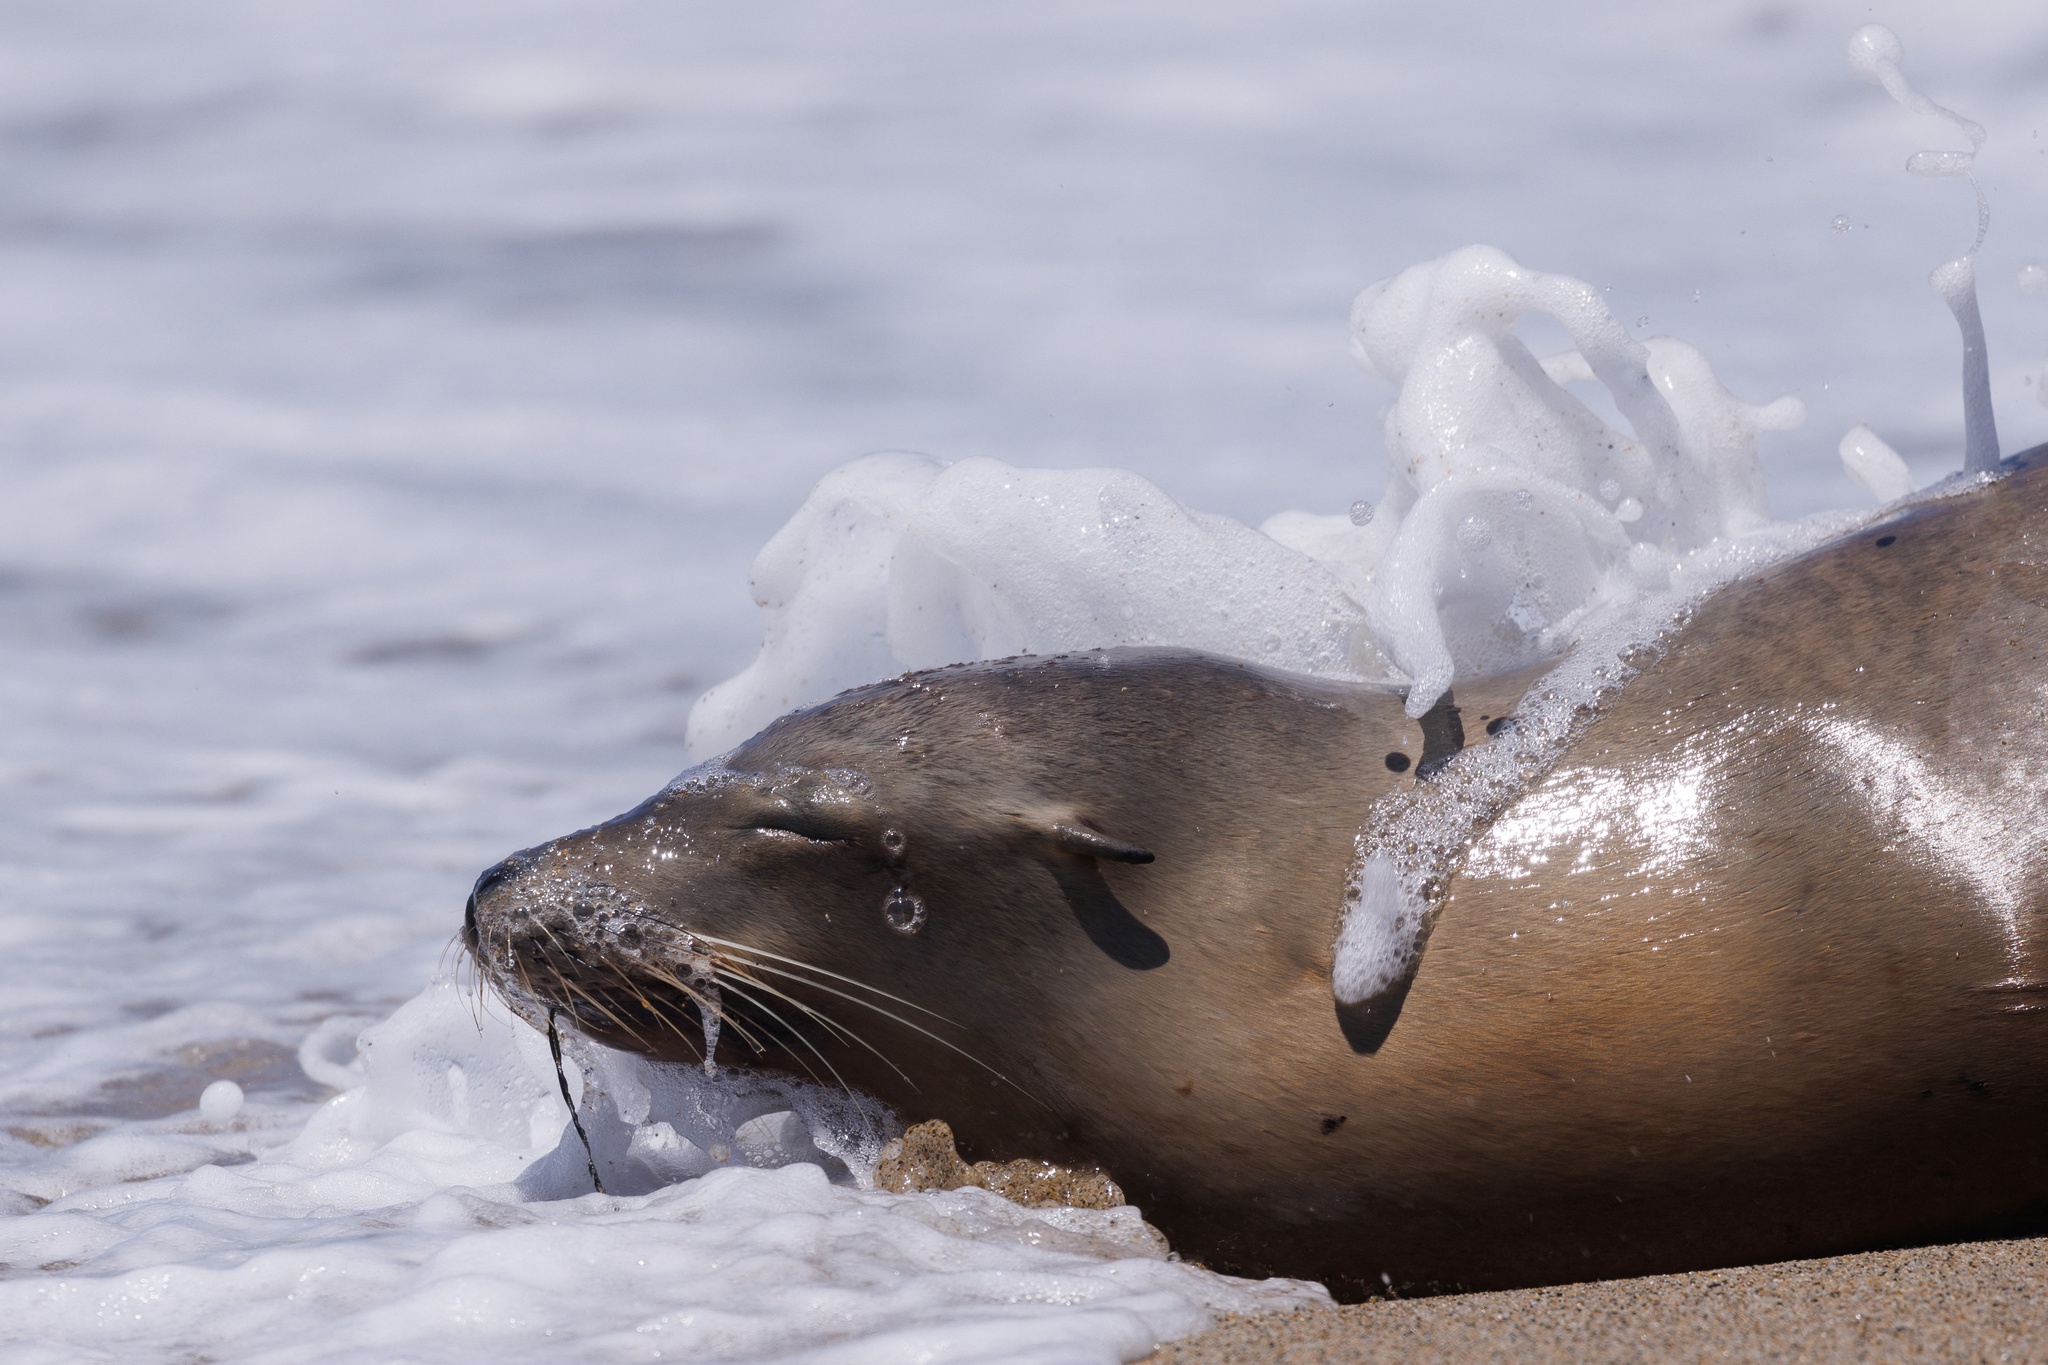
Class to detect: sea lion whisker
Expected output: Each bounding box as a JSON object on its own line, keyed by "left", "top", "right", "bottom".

{"left": 622, "top": 961, "right": 712, "bottom": 1055}
{"left": 597, "top": 906, "right": 945, "bottom": 1052}
{"left": 626, "top": 985, "right": 713, "bottom": 1057}
{"left": 691, "top": 975, "right": 888, "bottom": 1145}
{"left": 600, "top": 904, "right": 927, "bottom": 1043}
{"left": 437, "top": 931, "right": 468, "bottom": 979}
{"left": 637, "top": 960, "right": 770, "bottom": 1058}
{"left": 604, "top": 961, "right": 711, "bottom": 1050}
{"left": 707, "top": 961, "right": 862, "bottom": 1047}
{"left": 731, "top": 979, "right": 865, "bottom": 1053}
{"left": 534, "top": 907, "right": 751, "bottom": 1054}
{"left": 710, "top": 950, "right": 959, "bottom": 1038}
{"left": 528, "top": 925, "right": 665, "bottom": 1049}
{"left": 716, "top": 966, "right": 919, "bottom": 1089}
{"left": 710, "top": 951, "right": 1033, "bottom": 1102}
{"left": 709, "top": 975, "right": 860, "bottom": 1096}
{"left": 676, "top": 932, "right": 960, "bottom": 1026}
{"left": 547, "top": 962, "right": 664, "bottom": 1054}
{"left": 513, "top": 956, "right": 541, "bottom": 1007}
{"left": 452, "top": 938, "right": 492, "bottom": 1033}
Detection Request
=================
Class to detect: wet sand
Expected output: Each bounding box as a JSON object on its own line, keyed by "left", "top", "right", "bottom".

{"left": 1146, "top": 1237, "right": 2048, "bottom": 1363}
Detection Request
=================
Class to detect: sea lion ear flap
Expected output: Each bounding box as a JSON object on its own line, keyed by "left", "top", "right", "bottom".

{"left": 1045, "top": 823, "right": 1155, "bottom": 864}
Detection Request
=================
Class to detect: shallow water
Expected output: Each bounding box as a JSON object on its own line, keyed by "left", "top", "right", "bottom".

{"left": 3, "top": 1, "right": 2048, "bottom": 1360}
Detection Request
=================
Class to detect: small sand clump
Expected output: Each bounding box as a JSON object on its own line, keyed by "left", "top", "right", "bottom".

{"left": 875, "top": 1119, "right": 1127, "bottom": 1210}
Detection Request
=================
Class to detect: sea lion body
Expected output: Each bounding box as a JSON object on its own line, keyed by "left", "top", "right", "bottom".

{"left": 467, "top": 452, "right": 2048, "bottom": 1297}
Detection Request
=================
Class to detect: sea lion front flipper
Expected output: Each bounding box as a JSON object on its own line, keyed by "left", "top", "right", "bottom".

{"left": 1017, "top": 809, "right": 1166, "bottom": 968}
{"left": 1044, "top": 857, "right": 1171, "bottom": 970}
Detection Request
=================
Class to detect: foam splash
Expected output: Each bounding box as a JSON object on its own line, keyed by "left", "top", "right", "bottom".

{"left": 1344, "top": 245, "right": 1802, "bottom": 716}
{"left": 1849, "top": 24, "right": 2000, "bottom": 474}
{"left": 1839, "top": 424, "right": 1914, "bottom": 502}
{"left": 685, "top": 456, "right": 1389, "bottom": 758}
{"left": 689, "top": 245, "right": 1805, "bottom": 755}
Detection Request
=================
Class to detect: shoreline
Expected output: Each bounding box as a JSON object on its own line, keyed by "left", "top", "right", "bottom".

{"left": 1147, "top": 1235, "right": 2048, "bottom": 1363}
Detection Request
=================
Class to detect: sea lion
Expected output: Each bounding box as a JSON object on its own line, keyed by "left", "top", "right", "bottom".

{"left": 465, "top": 447, "right": 2048, "bottom": 1299}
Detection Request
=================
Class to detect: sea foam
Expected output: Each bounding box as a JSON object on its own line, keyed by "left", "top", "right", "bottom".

{"left": 0, "top": 980, "right": 1324, "bottom": 1363}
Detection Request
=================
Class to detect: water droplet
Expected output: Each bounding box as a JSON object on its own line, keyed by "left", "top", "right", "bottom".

{"left": 1513, "top": 488, "right": 1534, "bottom": 508}
{"left": 699, "top": 980, "right": 722, "bottom": 1077}
{"left": 1348, "top": 499, "right": 1375, "bottom": 526}
{"left": 1831, "top": 214, "right": 1851, "bottom": 233}
{"left": 1597, "top": 478, "right": 1622, "bottom": 504}
{"left": 881, "top": 828, "right": 907, "bottom": 861}
{"left": 1456, "top": 515, "right": 1491, "bottom": 550}
{"left": 2021, "top": 263, "right": 2047, "bottom": 293}
{"left": 883, "top": 887, "right": 927, "bottom": 935}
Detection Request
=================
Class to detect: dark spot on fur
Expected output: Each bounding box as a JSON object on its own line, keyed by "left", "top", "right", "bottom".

{"left": 1486, "top": 716, "right": 1514, "bottom": 737}
{"left": 1320, "top": 1115, "right": 1347, "bottom": 1135}
{"left": 1384, "top": 752, "right": 1411, "bottom": 773}
{"left": 1876, "top": 535, "right": 1897, "bottom": 548}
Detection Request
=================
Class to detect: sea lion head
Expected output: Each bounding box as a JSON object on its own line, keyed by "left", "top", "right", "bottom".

{"left": 461, "top": 653, "right": 1220, "bottom": 1110}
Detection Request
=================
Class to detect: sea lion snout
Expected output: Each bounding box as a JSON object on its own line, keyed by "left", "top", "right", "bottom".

{"left": 467, "top": 843, "right": 720, "bottom": 1060}
{"left": 463, "top": 764, "right": 939, "bottom": 1065}
{"left": 462, "top": 853, "right": 533, "bottom": 954}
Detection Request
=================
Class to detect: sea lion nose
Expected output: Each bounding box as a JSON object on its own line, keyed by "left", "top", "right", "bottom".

{"left": 465, "top": 856, "right": 527, "bottom": 947}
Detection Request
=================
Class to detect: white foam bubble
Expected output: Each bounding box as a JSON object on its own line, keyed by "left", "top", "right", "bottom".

{"left": 197, "top": 1079, "right": 244, "bottom": 1125}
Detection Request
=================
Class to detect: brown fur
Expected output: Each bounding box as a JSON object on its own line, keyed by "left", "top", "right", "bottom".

{"left": 467, "top": 449, "right": 2048, "bottom": 1299}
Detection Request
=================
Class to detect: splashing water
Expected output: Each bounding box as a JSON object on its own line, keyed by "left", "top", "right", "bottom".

{"left": 689, "top": 243, "right": 1811, "bottom": 756}
{"left": 1326, "top": 23, "right": 2029, "bottom": 1021}
{"left": 1345, "top": 244, "right": 1804, "bottom": 717}
{"left": 1839, "top": 424, "right": 1914, "bottom": 502}
{"left": 1849, "top": 24, "right": 2000, "bottom": 473}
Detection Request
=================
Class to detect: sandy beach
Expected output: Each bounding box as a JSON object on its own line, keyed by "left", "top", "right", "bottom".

{"left": 1147, "top": 1237, "right": 2048, "bottom": 1363}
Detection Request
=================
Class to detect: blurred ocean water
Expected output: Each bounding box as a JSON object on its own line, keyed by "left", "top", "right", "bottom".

{"left": 1, "top": 1, "right": 2046, "bottom": 1358}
